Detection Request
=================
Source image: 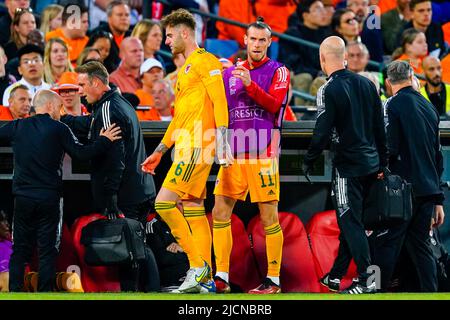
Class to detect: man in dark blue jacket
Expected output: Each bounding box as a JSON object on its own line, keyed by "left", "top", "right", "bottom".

{"left": 0, "top": 89, "right": 121, "bottom": 292}
{"left": 303, "top": 36, "right": 387, "bottom": 294}
{"left": 371, "top": 60, "right": 445, "bottom": 292}
{"left": 61, "top": 61, "right": 156, "bottom": 291}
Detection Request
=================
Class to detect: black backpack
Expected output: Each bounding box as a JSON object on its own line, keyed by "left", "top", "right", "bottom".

{"left": 81, "top": 217, "right": 146, "bottom": 266}
{"left": 363, "top": 170, "right": 413, "bottom": 230}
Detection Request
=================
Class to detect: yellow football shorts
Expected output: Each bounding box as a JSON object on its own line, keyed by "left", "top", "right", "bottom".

{"left": 213, "top": 157, "right": 280, "bottom": 203}
{"left": 162, "top": 147, "right": 212, "bottom": 200}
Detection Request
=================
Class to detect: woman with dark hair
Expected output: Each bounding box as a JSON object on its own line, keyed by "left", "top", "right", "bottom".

{"left": 393, "top": 28, "right": 428, "bottom": 75}
{"left": 77, "top": 47, "right": 102, "bottom": 66}
{"left": 86, "top": 30, "right": 114, "bottom": 72}
{"left": 331, "top": 8, "right": 360, "bottom": 44}
{"left": 4, "top": 8, "right": 37, "bottom": 60}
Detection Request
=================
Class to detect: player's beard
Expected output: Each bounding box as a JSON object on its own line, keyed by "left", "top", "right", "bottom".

{"left": 249, "top": 51, "right": 266, "bottom": 63}
{"left": 171, "top": 35, "right": 185, "bottom": 55}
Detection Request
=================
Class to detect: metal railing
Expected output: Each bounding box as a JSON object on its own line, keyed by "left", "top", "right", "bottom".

{"left": 186, "top": 6, "right": 382, "bottom": 70}
{"left": 157, "top": 47, "right": 316, "bottom": 102}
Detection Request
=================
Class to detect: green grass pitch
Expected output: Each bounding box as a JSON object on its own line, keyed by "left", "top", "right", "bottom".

{"left": 1, "top": 292, "right": 450, "bottom": 300}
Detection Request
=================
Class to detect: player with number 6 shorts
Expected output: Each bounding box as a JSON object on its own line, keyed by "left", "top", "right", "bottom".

{"left": 141, "top": 9, "right": 232, "bottom": 294}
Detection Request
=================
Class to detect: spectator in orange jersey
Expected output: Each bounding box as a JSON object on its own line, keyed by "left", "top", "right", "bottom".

{"left": 135, "top": 58, "right": 165, "bottom": 119}
{"left": 136, "top": 79, "right": 174, "bottom": 121}
{"left": 45, "top": 4, "right": 89, "bottom": 65}
{"left": 441, "top": 54, "right": 450, "bottom": 84}
{"left": 378, "top": 0, "right": 397, "bottom": 13}
{"left": 0, "top": 84, "right": 31, "bottom": 120}
{"left": 217, "top": 0, "right": 296, "bottom": 47}
{"left": 443, "top": 22, "right": 450, "bottom": 47}
{"left": 51, "top": 72, "right": 88, "bottom": 116}
{"left": 393, "top": 28, "right": 428, "bottom": 75}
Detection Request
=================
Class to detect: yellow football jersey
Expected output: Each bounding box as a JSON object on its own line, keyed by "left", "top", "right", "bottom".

{"left": 162, "top": 48, "right": 226, "bottom": 150}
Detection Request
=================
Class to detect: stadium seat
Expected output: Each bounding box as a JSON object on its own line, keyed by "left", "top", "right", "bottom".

{"left": 71, "top": 213, "right": 120, "bottom": 292}
{"left": 28, "top": 223, "right": 79, "bottom": 273}
{"left": 305, "top": 210, "right": 358, "bottom": 292}
{"left": 56, "top": 223, "right": 80, "bottom": 272}
{"left": 247, "top": 212, "right": 321, "bottom": 293}
{"left": 268, "top": 41, "right": 279, "bottom": 60}
{"left": 207, "top": 213, "right": 261, "bottom": 292}
{"left": 204, "top": 39, "right": 239, "bottom": 59}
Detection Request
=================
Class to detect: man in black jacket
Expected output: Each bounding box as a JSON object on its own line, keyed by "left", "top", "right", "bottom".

{"left": 0, "top": 89, "right": 121, "bottom": 291}
{"left": 61, "top": 61, "right": 156, "bottom": 291}
{"left": 371, "top": 60, "right": 445, "bottom": 292}
{"left": 302, "top": 36, "right": 388, "bottom": 294}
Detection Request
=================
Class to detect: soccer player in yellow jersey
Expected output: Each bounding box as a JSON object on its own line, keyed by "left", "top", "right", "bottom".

{"left": 141, "top": 9, "right": 232, "bottom": 294}
{"left": 212, "top": 18, "right": 289, "bottom": 294}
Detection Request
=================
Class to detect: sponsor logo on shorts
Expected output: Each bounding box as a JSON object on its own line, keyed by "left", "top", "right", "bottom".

{"left": 268, "top": 190, "right": 275, "bottom": 196}
{"left": 170, "top": 178, "right": 177, "bottom": 184}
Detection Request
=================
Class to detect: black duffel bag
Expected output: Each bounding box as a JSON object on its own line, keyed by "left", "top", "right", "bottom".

{"left": 81, "top": 217, "right": 146, "bottom": 266}
{"left": 363, "top": 170, "right": 413, "bottom": 230}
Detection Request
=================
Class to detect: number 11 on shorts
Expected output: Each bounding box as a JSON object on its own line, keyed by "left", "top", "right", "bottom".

{"left": 258, "top": 171, "right": 274, "bottom": 188}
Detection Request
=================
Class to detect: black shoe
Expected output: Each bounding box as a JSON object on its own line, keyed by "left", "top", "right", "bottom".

{"left": 340, "top": 280, "right": 376, "bottom": 294}
{"left": 319, "top": 273, "right": 340, "bottom": 292}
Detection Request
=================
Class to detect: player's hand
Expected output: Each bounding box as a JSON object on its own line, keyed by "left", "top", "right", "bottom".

{"left": 432, "top": 205, "right": 445, "bottom": 228}
{"left": 100, "top": 124, "right": 122, "bottom": 142}
{"left": 232, "top": 65, "right": 251, "bottom": 87}
{"left": 141, "top": 152, "right": 162, "bottom": 175}
{"left": 166, "top": 242, "right": 184, "bottom": 253}
{"left": 216, "top": 127, "right": 233, "bottom": 167}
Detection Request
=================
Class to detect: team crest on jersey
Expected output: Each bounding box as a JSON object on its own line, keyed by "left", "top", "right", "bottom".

{"left": 185, "top": 64, "right": 192, "bottom": 74}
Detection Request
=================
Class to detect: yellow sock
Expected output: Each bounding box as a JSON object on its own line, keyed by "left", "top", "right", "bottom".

{"left": 212, "top": 219, "right": 232, "bottom": 273}
{"left": 265, "top": 222, "right": 284, "bottom": 277}
{"left": 183, "top": 206, "right": 212, "bottom": 268}
{"left": 155, "top": 201, "right": 203, "bottom": 267}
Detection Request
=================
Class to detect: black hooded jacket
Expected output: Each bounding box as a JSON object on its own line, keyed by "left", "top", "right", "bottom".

{"left": 62, "top": 89, "right": 155, "bottom": 209}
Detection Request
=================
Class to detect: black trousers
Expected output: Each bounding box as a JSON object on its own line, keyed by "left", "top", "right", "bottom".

{"left": 328, "top": 168, "right": 376, "bottom": 282}
{"left": 369, "top": 197, "right": 438, "bottom": 292}
{"left": 9, "top": 196, "right": 62, "bottom": 292}
{"left": 118, "top": 199, "right": 160, "bottom": 292}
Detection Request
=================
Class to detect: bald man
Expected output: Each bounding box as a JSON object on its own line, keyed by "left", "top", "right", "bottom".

{"left": 303, "top": 36, "right": 387, "bottom": 294}
{"left": 110, "top": 37, "right": 145, "bottom": 94}
{"left": 421, "top": 56, "right": 450, "bottom": 116}
{"left": 0, "top": 89, "right": 120, "bottom": 292}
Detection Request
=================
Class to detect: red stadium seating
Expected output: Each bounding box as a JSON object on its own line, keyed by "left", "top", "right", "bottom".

{"left": 56, "top": 223, "right": 79, "bottom": 272}
{"left": 207, "top": 213, "right": 261, "bottom": 292}
{"left": 306, "top": 210, "right": 358, "bottom": 292}
{"left": 28, "top": 223, "right": 79, "bottom": 273}
{"left": 247, "top": 212, "right": 321, "bottom": 293}
{"left": 71, "top": 213, "right": 120, "bottom": 292}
